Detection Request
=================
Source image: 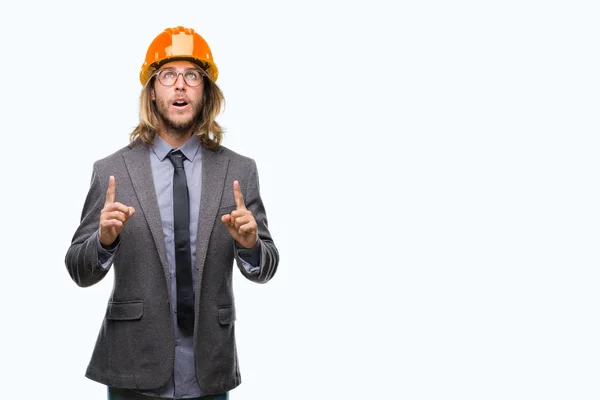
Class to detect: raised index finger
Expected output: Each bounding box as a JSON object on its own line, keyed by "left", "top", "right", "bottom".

{"left": 105, "top": 176, "right": 116, "bottom": 206}
{"left": 233, "top": 180, "right": 246, "bottom": 210}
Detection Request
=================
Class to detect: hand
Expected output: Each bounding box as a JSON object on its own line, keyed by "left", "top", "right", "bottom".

{"left": 99, "top": 176, "right": 135, "bottom": 247}
{"left": 221, "top": 180, "right": 258, "bottom": 249}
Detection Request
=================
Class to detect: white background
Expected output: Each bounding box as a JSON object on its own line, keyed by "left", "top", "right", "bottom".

{"left": 0, "top": 0, "right": 599, "bottom": 399}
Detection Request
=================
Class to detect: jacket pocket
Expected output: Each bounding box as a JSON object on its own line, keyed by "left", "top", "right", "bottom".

{"left": 106, "top": 300, "right": 144, "bottom": 321}
{"left": 217, "top": 305, "right": 236, "bottom": 325}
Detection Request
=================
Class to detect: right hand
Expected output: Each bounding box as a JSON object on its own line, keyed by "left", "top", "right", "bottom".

{"left": 99, "top": 176, "right": 135, "bottom": 247}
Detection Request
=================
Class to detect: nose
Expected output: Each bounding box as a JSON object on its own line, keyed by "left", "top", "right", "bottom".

{"left": 174, "top": 73, "right": 186, "bottom": 90}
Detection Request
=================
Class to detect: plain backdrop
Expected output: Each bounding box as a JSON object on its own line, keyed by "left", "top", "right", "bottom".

{"left": 0, "top": 0, "right": 599, "bottom": 399}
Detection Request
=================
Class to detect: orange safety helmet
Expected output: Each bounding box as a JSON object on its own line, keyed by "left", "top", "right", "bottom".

{"left": 139, "top": 26, "right": 219, "bottom": 86}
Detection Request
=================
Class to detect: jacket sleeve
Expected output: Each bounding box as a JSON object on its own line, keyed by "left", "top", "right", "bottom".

{"left": 234, "top": 159, "right": 279, "bottom": 283}
{"left": 64, "top": 163, "right": 111, "bottom": 287}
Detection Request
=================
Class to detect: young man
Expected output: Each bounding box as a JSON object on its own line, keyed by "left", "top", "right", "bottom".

{"left": 65, "top": 26, "right": 279, "bottom": 400}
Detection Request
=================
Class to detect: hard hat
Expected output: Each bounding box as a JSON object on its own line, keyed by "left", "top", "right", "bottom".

{"left": 139, "top": 26, "right": 219, "bottom": 85}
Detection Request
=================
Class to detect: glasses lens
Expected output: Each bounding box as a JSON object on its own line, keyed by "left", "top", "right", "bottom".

{"left": 183, "top": 70, "right": 203, "bottom": 87}
{"left": 158, "top": 69, "right": 177, "bottom": 86}
{"left": 157, "top": 69, "right": 204, "bottom": 87}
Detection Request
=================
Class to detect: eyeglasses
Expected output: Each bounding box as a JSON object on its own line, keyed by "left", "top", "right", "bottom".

{"left": 154, "top": 68, "right": 206, "bottom": 87}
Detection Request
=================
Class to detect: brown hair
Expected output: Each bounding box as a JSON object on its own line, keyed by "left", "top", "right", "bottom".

{"left": 130, "top": 72, "right": 225, "bottom": 150}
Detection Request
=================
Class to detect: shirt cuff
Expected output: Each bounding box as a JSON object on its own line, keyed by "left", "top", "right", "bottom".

{"left": 97, "top": 233, "right": 120, "bottom": 270}
{"left": 235, "top": 241, "right": 261, "bottom": 274}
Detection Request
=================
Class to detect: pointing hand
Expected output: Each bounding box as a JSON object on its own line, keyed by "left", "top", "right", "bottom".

{"left": 99, "top": 176, "right": 135, "bottom": 247}
{"left": 221, "top": 180, "right": 258, "bottom": 249}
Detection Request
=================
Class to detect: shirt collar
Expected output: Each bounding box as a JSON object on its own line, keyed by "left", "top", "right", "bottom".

{"left": 151, "top": 134, "right": 202, "bottom": 163}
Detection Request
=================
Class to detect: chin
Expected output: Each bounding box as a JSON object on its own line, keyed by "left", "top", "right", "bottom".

{"left": 168, "top": 119, "right": 195, "bottom": 132}
{"left": 173, "top": 118, "right": 192, "bottom": 127}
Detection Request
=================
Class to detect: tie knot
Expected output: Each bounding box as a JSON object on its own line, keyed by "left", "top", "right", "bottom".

{"left": 166, "top": 150, "right": 186, "bottom": 169}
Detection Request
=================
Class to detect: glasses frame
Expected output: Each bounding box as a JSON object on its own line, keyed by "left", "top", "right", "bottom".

{"left": 152, "top": 67, "right": 207, "bottom": 88}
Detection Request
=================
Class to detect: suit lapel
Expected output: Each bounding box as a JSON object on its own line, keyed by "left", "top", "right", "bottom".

{"left": 196, "top": 146, "right": 229, "bottom": 282}
{"left": 122, "top": 143, "right": 171, "bottom": 292}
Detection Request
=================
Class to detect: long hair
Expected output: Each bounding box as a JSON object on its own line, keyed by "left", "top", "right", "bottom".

{"left": 130, "top": 73, "right": 225, "bottom": 150}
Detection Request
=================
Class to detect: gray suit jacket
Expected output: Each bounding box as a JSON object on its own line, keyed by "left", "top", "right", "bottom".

{"left": 65, "top": 141, "right": 279, "bottom": 395}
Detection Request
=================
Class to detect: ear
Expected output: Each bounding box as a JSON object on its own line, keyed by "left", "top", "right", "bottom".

{"left": 151, "top": 90, "right": 156, "bottom": 101}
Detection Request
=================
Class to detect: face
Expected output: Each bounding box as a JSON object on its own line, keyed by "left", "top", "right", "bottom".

{"left": 151, "top": 60, "right": 205, "bottom": 135}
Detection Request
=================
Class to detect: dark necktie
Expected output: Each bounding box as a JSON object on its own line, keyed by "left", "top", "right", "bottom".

{"left": 166, "top": 150, "right": 195, "bottom": 335}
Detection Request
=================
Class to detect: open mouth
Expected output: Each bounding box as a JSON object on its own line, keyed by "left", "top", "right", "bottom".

{"left": 172, "top": 99, "right": 189, "bottom": 109}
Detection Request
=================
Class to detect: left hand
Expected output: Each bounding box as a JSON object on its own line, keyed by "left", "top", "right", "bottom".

{"left": 221, "top": 180, "right": 258, "bottom": 249}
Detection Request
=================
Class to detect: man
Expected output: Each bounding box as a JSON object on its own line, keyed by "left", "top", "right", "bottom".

{"left": 65, "top": 26, "right": 279, "bottom": 400}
